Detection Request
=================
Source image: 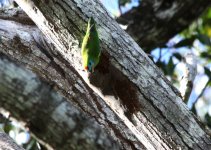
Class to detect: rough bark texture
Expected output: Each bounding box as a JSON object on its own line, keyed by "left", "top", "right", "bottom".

{"left": 0, "top": 54, "right": 119, "bottom": 150}
{"left": 0, "top": 132, "right": 24, "bottom": 150}
{"left": 117, "top": 0, "right": 211, "bottom": 52}
{"left": 0, "top": 13, "right": 144, "bottom": 149}
{"left": 0, "top": 0, "right": 210, "bottom": 149}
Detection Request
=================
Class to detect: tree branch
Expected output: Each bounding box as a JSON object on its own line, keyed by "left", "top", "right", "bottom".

{"left": 191, "top": 79, "right": 210, "bottom": 112}
{"left": 179, "top": 53, "right": 197, "bottom": 104}
{"left": 117, "top": 0, "right": 211, "bottom": 51}
{"left": 1, "top": 0, "right": 211, "bottom": 149}
{"left": 0, "top": 13, "right": 143, "bottom": 149}
{"left": 0, "top": 54, "right": 119, "bottom": 150}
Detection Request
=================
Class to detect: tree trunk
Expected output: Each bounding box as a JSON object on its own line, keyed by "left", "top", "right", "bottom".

{"left": 0, "top": 54, "right": 119, "bottom": 150}
{"left": 0, "top": 0, "right": 210, "bottom": 149}
{"left": 117, "top": 0, "right": 211, "bottom": 52}
{"left": 0, "top": 12, "right": 145, "bottom": 149}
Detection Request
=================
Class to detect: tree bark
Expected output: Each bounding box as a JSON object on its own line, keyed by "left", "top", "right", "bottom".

{"left": 117, "top": 0, "right": 211, "bottom": 52}
{"left": 0, "top": 132, "right": 24, "bottom": 150}
{"left": 0, "top": 54, "right": 119, "bottom": 150}
{"left": 0, "top": 12, "right": 146, "bottom": 149}
{"left": 0, "top": 0, "right": 210, "bottom": 149}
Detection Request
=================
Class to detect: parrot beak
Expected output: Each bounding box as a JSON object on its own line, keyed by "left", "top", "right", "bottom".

{"left": 84, "top": 66, "right": 92, "bottom": 74}
{"left": 84, "top": 66, "right": 88, "bottom": 71}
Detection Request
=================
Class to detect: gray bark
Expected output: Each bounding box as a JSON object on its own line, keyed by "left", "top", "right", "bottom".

{"left": 0, "top": 54, "right": 119, "bottom": 150}
{"left": 117, "top": 0, "right": 211, "bottom": 51}
{"left": 0, "top": 132, "right": 24, "bottom": 150}
{"left": 0, "top": 0, "right": 210, "bottom": 149}
{"left": 0, "top": 12, "right": 142, "bottom": 149}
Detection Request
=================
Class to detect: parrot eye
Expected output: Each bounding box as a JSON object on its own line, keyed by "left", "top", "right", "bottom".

{"left": 88, "top": 62, "right": 92, "bottom": 72}
{"left": 84, "top": 66, "right": 88, "bottom": 70}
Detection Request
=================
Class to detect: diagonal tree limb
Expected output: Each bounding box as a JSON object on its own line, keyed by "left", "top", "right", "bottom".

{"left": 0, "top": 17, "right": 137, "bottom": 149}
{"left": 0, "top": 54, "right": 120, "bottom": 150}
{"left": 0, "top": 0, "right": 210, "bottom": 149}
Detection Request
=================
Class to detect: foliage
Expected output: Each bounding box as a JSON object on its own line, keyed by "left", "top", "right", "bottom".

{"left": 0, "top": 114, "right": 43, "bottom": 150}
{"left": 153, "top": 7, "right": 211, "bottom": 126}
{"left": 117, "top": 2, "right": 211, "bottom": 125}
{"left": 205, "top": 113, "right": 211, "bottom": 128}
{"left": 119, "top": 0, "right": 131, "bottom": 6}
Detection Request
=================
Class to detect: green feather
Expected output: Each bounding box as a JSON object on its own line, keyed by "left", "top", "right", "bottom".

{"left": 81, "top": 17, "right": 100, "bottom": 73}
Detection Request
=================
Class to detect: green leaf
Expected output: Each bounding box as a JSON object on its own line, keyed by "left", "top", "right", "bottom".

{"left": 166, "top": 57, "right": 176, "bottom": 76}
{"left": 205, "top": 113, "right": 211, "bottom": 128}
{"left": 174, "top": 37, "right": 196, "bottom": 48}
{"left": 197, "top": 34, "right": 211, "bottom": 46}
{"left": 201, "top": 52, "right": 208, "bottom": 57}
{"left": 156, "top": 61, "right": 167, "bottom": 75}
{"left": 203, "top": 18, "right": 211, "bottom": 26}
{"left": 204, "top": 67, "right": 211, "bottom": 78}
{"left": 119, "top": 0, "right": 131, "bottom": 6}
{"left": 200, "top": 52, "right": 211, "bottom": 59}
{"left": 208, "top": 80, "right": 211, "bottom": 86}
{"left": 3, "top": 124, "right": 14, "bottom": 133}
{"left": 173, "top": 53, "right": 182, "bottom": 61}
{"left": 156, "top": 58, "right": 176, "bottom": 76}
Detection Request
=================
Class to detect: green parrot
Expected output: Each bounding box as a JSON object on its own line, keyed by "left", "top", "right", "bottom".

{"left": 81, "top": 17, "right": 100, "bottom": 73}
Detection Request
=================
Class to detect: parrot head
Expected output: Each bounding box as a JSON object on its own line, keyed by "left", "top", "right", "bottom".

{"left": 84, "top": 59, "right": 95, "bottom": 73}
{"left": 81, "top": 17, "right": 100, "bottom": 74}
